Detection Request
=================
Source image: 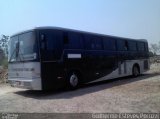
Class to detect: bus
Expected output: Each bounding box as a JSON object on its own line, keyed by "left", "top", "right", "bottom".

{"left": 8, "top": 27, "right": 150, "bottom": 90}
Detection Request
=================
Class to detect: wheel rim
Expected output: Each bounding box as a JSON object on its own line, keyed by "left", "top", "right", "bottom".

{"left": 70, "top": 74, "right": 78, "bottom": 87}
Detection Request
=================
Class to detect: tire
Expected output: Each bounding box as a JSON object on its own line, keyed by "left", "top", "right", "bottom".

{"left": 67, "top": 72, "right": 79, "bottom": 90}
{"left": 132, "top": 65, "right": 140, "bottom": 77}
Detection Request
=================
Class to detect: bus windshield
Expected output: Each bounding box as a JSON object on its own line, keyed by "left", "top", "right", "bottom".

{"left": 9, "top": 31, "right": 38, "bottom": 62}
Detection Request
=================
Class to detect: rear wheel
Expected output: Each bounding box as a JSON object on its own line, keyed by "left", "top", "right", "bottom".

{"left": 132, "top": 65, "right": 140, "bottom": 77}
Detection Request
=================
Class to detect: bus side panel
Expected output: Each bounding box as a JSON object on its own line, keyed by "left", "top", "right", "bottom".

{"left": 41, "top": 62, "right": 66, "bottom": 90}
{"left": 63, "top": 50, "right": 118, "bottom": 84}
{"left": 41, "top": 49, "right": 119, "bottom": 88}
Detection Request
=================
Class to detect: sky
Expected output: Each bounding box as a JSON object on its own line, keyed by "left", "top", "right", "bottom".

{"left": 0, "top": 0, "right": 160, "bottom": 45}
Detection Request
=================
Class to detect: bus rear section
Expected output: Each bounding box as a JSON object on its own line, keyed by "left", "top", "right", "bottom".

{"left": 8, "top": 31, "right": 42, "bottom": 90}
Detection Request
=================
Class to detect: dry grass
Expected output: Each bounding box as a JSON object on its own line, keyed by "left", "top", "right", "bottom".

{"left": 0, "top": 68, "right": 8, "bottom": 83}
{"left": 149, "top": 63, "right": 160, "bottom": 74}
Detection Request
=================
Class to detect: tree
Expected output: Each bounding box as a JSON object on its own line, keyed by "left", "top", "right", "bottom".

{"left": 150, "top": 43, "right": 159, "bottom": 55}
{"left": 0, "top": 49, "right": 5, "bottom": 61}
{"left": 149, "top": 51, "right": 154, "bottom": 57}
{"left": 0, "top": 35, "right": 9, "bottom": 57}
{"left": 0, "top": 35, "right": 9, "bottom": 68}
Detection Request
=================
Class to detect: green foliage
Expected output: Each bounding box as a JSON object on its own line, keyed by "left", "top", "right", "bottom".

{"left": 0, "top": 35, "right": 9, "bottom": 69}
{"left": 0, "top": 57, "right": 8, "bottom": 68}
{"left": 149, "top": 41, "right": 160, "bottom": 55}
{"left": 149, "top": 51, "right": 154, "bottom": 57}
{"left": 0, "top": 35, "right": 9, "bottom": 56}
{"left": 0, "top": 48, "right": 5, "bottom": 60}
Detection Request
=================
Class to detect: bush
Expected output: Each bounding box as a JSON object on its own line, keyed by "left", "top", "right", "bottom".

{"left": 0, "top": 68, "right": 8, "bottom": 83}
{"left": 0, "top": 57, "right": 8, "bottom": 68}
{"left": 0, "top": 57, "right": 8, "bottom": 83}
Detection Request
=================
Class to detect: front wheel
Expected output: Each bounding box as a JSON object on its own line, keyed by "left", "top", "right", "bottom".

{"left": 67, "top": 72, "right": 79, "bottom": 90}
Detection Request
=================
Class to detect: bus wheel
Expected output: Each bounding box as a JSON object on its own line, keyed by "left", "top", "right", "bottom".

{"left": 132, "top": 65, "right": 140, "bottom": 77}
{"left": 67, "top": 72, "right": 79, "bottom": 90}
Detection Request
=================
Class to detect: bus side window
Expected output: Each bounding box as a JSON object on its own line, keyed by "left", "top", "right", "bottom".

{"left": 144, "top": 42, "right": 149, "bottom": 51}
{"left": 124, "top": 40, "right": 129, "bottom": 51}
{"left": 138, "top": 42, "right": 145, "bottom": 51}
{"left": 40, "top": 30, "right": 63, "bottom": 60}
{"left": 103, "top": 37, "right": 116, "bottom": 51}
{"left": 63, "top": 32, "right": 69, "bottom": 44}
{"left": 128, "top": 41, "right": 137, "bottom": 51}
{"left": 84, "top": 35, "right": 102, "bottom": 50}
{"left": 117, "top": 39, "right": 129, "bottom": 51}
{"left": 94, "top": 37, "right": 102, "bottom": 50}
{"left": 84, "top": 35, "right": 91, "bottom": 50}
{"left": 67, "top": 32, "right": 84, "bottom": 49}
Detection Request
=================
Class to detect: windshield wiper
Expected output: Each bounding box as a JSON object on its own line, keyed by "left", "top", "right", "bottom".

{"left": 9, "top": 42, "right": 24, "bottom": 62}
{"left": 9, "top": 47, "right": 16, "bottom": 62}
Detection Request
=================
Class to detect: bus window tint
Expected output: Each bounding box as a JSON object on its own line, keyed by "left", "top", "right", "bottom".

{"left": 47, "top": 30, "right": 63, "bottom": 50}
{"left": 138, "top": 42, "right": 145, "bottom": 51}
{"left": 103, "top": 38, "right": 116, "bottom": 51}
{"left": 40, "top": 30, "right": 63, "bottom": 60}
{"left": 84, "top": 35, "right": 102, "bottom": 50}
{"left": 94, "top": 37, "right": 102, "bottom": 50}
{"left": 63, "top": 32, "right": 69, "bottom": 44}
{"left": 67, "top": 32, "right": 83, "bottom": 49}
{"left": 84, "top": 35, "right": 92, "bottom": 49}
{"left": 117, "top": 39, "right": 129, "bottom": 51}
{"left": 128, "top": 41, "right": 137, "bottom": 51}
{"left": 144, "top": 42, "right": 149, "bottom": 51}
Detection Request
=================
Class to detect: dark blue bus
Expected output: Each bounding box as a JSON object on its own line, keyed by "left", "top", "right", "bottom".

{"left": 8, "top": 27, "right": 149, "bottom": 90}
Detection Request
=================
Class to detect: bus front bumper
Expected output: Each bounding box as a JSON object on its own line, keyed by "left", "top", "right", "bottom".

{"left": 8, "top": 78, "right": 42, "bottom": 90}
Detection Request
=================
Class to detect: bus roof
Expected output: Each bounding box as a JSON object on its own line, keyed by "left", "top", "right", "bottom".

{"left": 10, "top": 26, "right": 148, "bottom": 42}
{"left": 10, "top": 29, "right": 34, "bottom": 38}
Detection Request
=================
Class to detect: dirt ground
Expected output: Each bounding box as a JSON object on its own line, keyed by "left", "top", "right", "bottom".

{"left": 0, "top": 63, "right": 160, "bottom": 113}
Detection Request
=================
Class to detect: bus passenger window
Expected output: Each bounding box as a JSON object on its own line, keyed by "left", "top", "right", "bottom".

{"left": 128, "top": 41, "right": 137, "bottom": 51}
{"left": 84, "top": 35, "right": 102, "bottom": 50}
{"left": 138, "top": 42, "right": 145, "bottom": 51}
{"left": 94, "top": 38, "right": 102, "bottom": 50}
{"left": 103, "top": 38, "right": 116, "bottom": 51}
{"left": 124, "top": 41, "right": 128, "bottom": 51}
{"left": 117, "top": 39, "right": 129, "bottom": 51}
{"left": 67, "top": 32, "right": 83, "bottom": 49}
{"left": 63, "top": 32, "right": 69, "bottom": 44}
